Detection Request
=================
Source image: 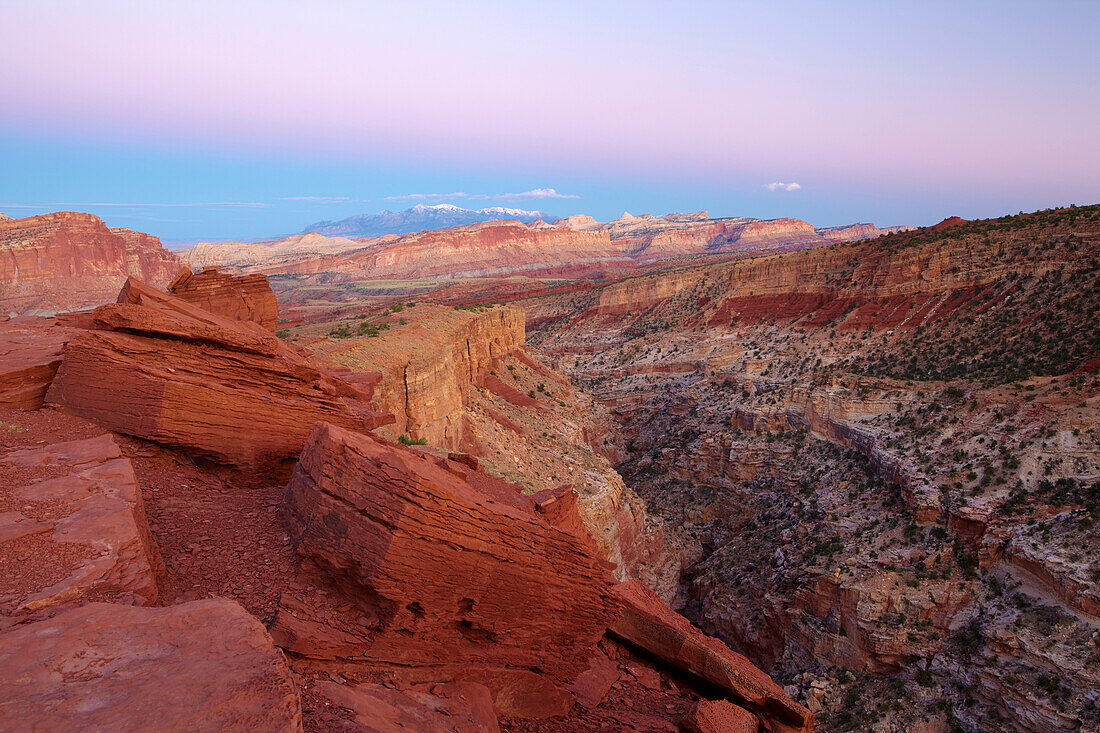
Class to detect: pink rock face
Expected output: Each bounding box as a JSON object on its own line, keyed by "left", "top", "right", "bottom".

{"left": 317, "top": 680, "right": 499, "bottom": 733}
{"left": 0, "top": 433, "right": 161, "bottom": 622}
{"left": 0, "top": 599, "right": 302, "bottom": 732}
{"left": 168, "top": 266, "right": 280, "bottom": 330}
{"left": 270, "top": 421, "right": 621, "bottom": 718}
{"left": 609, "top": 579, "right": 814, "bottom": 733}
{"left": 0, "top": 317, "right": 77, "bottom": 409}
{"left": 0, "top": 211, "right": 180, "bottom": 315}
{"left": 46, "top": 278, "right": 391, "bottom": 470}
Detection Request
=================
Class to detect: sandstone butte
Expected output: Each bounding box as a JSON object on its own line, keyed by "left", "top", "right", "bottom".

{"left": 45, "top": 278, "right": 391, "bottom": 470}
{"left": 0, "top": 211, "right": 180, "bottom": 316}
{"left": 167, "top": 265, "right": 280, "bottom": 330}
{"left": 180, "top": 212, "right": 905, "bottom": 281}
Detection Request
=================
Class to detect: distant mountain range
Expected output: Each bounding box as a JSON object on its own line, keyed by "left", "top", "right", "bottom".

{"left": 301, "top": 204, "right": 550, "bottom": 238}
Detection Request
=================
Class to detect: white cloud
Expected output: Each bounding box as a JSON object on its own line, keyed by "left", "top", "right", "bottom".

{"left": 491, "top": 188, "right": 579, "bottom": 200}
{"left": 765, "top": 182, "right": 801, "bottom": 192}
{"left": 386, "top": 188, "right": 578, "bottom": 202}
{"left": 384, "top": 192, "right": 469, "bottom": 201}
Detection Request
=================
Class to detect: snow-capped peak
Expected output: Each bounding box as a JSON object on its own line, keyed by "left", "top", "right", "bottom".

{"left": 476, "top": 206, "right": 539, "bottom": 217}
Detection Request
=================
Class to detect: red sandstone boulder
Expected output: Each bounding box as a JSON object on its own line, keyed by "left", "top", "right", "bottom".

{"left": 685, "top": 699, "right": 760, "bottom": 733}
{"left": 0, "top": 599, "right": 302, "bottom": 731}
{"left": 317, "top": 680, "right": 499, "bottom": 733}
{"left": 0, "top": 317, "right": 75, "bottom": 409}
{"left": 610, "top": 579, "right": 813, "bottom": 733}
{"left": 0, "top": 433, "right": 160, "bottom": 622}
{"left": 168, "top": 265, "right": 280, "bottom": 330}
{"left": 270, "top": 422, "right": 620, "bottom": 718}
{"left": 46, "top": 279, "right": 391, "bottom": 470}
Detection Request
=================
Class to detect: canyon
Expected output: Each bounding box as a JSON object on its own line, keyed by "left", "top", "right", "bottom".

{"left": 518, "top": 205, "right": 1100, "bottom": 731}
{"left": 0, "top": 202, "right": 1096, "bottom": 732}
{"left": 0, "top": 227, "right": 810, "bottom": 731}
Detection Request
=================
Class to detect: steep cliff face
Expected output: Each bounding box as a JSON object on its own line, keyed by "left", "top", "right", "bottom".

{"left": 301, "top": 303, "right": 684, "bottom": 601}
{"left": 816, "top": 222, "right": 912, "bottom": 241}
{"left": 0, "top": 212, "right": 180, "bottom": 315}
{"left": 590, "top": 208, "right": 1094, "bottom": 340}
{"left": 309, "top": 304, "right": 526, "bottom": 447}
{"left": 597, "top": 269, "right": 706, "bottom": 317}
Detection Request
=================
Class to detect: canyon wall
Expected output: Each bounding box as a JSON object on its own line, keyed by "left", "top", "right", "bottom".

{"left": 0, "top": 212, "right": 180, "bottom": 315}
{"left": 305, "top": 303, "right": 686, "bottom": 602}
{"left": 184, "top": 212, "right": 900, "bottom": 282}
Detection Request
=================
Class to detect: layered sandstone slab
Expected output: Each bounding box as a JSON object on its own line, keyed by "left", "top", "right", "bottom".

{"left": 0, "top": 433, "right": 160, "bottom": 621}
{"left": 0, "top": 317, "right": 76, "bottom": 409}
{"left": 168, "top": 265, "right": 279, "bottom": 330}
{"left": 271, "top": 422, "right": 620, "bottom": 718}
{"left": 46, "top": 279, "right": 390, "bottom": 469}
{"left": 0, "top": 599, "right": 302, "bottom": 731}
{"left": 0, "top": 211, "right": 180, "bottom": 315}
{"left": 609, "top": 580, "right": 813, "bottom": 733}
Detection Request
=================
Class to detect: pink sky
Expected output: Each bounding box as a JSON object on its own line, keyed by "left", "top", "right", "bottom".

{"left": 2, "top": 0, "right": 1097, "bottom": 240}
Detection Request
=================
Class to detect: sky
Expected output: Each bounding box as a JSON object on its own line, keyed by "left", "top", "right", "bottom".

{"left": 1, "top": 0, "right": 1097, "bottom": 243}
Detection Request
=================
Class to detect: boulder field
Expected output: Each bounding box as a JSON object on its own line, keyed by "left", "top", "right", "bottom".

{"left": 0, "top": 272, "right": 811, "bottom": 731}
